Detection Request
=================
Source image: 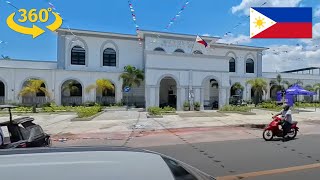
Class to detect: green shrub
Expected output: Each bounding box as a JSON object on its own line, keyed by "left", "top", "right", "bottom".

{"left": 220, "top": 105, "right": 251, "bottom": 112}
{"left": 83, "top": 101, "right": 97, "bottom": 107}
{"left": 75, "top": 105, "right": 102, "bottom": 118}
{"left": 13, "top": 107, "right": 33, "bottom": 113}
{"left": 41, "top": 103, "right": 77, "bottom": 112}
{"left": 147, "top": 107, "right": 162, "bottom": 115}
{"left": 194, "top": 102, "right": 201, "bottom": 108}
{"left": 183, "top": 101, "right": 190, "bottom": 108}
{"left": 295, "top": 102, "right": 320, "bottom": 108}
{"left": 162, "top": 106, "right": 176, "bottom": 113}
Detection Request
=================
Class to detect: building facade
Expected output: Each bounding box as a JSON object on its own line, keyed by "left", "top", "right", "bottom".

{"left": 0, "top": 29, "right": 319, "bottom": 110}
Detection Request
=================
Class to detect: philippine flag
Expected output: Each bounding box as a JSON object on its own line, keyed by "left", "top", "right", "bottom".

{"left": 250, "top": 7, "right": 312, "bottom": 39}
{"left": 196, "top": 35, "right": 208, "bottom": 47}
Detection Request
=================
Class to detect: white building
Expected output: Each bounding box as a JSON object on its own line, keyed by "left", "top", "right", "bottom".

{"left": 0, "top": 28, "right": 319, "bottom": 110}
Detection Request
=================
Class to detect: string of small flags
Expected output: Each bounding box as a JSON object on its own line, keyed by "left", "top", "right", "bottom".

{"left": 165, "top": 0, "right": 190, "bottom": 31}
{"left": 150, "top": 0, "right": 192, "bottom": 45}
{"left": 42, "top": 1, "right": 84, "bottom": 48}
{"left": 128, "top": 0, "right": 143, "bottom": 45}
{"left": 5, "top": 1, "right": 19, "bottom": 10}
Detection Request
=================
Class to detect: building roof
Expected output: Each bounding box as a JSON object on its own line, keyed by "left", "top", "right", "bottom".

{"left": 57, "top": 28, "right": 138, "bottom": 39}
{"left": 281, "top": 67, "right": 320, "bottom": 73}
{"left": 138, "top": 29, "right": 220, "bottom": 41}
{"left": 58, "top": 28, "right": 267, "bottom": 51}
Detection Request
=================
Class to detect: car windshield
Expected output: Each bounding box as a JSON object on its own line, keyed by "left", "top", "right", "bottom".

{"left": 0, "top": 1, "right": 319, "bottom": 180}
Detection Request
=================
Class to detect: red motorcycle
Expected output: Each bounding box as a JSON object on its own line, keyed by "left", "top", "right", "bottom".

{"left": 263, "top": 115, "right": 299, "bottom": 141}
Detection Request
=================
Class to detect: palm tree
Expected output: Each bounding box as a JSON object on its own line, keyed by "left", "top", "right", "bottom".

{"left": 85, "top": 79, "right": 114, "bottom": 95}
{"left": 314, "top": 83, "right": 320, "bottom": 101}
{"left": 246, "top": 78, "right": 268, "bottom": 106}
{"left": 119, "top": 65, "right": 144, "bottom": 89}
{"left": 62, "top": 80, "right": 80, "bottom": 95}
{"left": 19, "top": 79, "right": 50, "bottom": 112}
{"left": 231, "top": 82, "right": 244, "bottom": 97}
{"left": 119, "top": 65, "right": 144, "bottom": 106}
{"left": 285, "top": 80, "right": 303, "bottom": 88}
{"left": 270, "top": 74, "right": 289, "bottom": 91}
{"left": 1, "top": 55, "right": 10, "bottom": 60}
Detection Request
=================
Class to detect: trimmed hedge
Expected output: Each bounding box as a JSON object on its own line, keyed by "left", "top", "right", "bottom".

{"left": 220, "top": 105, "right": 252, "bottom": 112}
{"left": 75, "top": 105, "right": 102, "bottom": 118}
{"left": 148, "top": 106, "right": 176, "bottom": 115}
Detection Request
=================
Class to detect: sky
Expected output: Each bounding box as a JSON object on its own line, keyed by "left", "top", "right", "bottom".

{"left": 0, "top": 0, "right": 319, "bottom": 72}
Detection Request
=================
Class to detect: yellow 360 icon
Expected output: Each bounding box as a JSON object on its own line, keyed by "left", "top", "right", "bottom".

{"left": 6, "top": 8, "right": 62, "bottom": 38}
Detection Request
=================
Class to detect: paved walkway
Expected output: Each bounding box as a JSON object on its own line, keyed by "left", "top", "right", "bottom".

{"left": 1, "top": 108, "right": 320, "bottom": 147}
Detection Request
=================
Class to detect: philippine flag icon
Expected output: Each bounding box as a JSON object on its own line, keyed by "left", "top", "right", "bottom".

{"left": 250, "top": 7, "right": 312, "bottom": 39}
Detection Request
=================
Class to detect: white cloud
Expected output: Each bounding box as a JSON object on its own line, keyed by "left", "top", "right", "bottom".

{"left": 299, "top": 23, "right": 320, "bottom": 45}
{"left": 232, "top": 0, "right": 302, "bottom": 15}
{"left": 218, "top": 34, "right": 251, "bottom": 44}
{"left": 313, "top": 23, "right": 320, "bottom": 39}
{"left": 315, "top": 8, "right": 320, "bottom": 17}
{"left": 262, "top": 44, "right": 320, "bottom": 72}
{"left": 202, "top": 33, "right": 211, "bottom": 37}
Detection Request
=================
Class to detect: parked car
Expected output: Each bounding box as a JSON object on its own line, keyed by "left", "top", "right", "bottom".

{"left": 0, "top": 146, "right": 216, "bottom": 180}
{"left": 0, "top": 105, "right": 51, "bottom": 149}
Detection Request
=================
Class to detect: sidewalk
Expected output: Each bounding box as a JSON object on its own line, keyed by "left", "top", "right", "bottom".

{"left": 1, "top": 109, "right": 320, "bottom": 144}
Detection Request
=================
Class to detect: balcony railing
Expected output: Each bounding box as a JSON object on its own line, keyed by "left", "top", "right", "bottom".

{"left": 22, "top": 97, "right": 48, "bottom": 106}
{"left": 61, "top": 96, "right": 82, "bottom": 106}
{"left": 122, "top": 95, "right": 145, "bottom": 107}
{"left": 96, "top": 96, "right": 115, "bottom": 106}
{"left": 0, "top": 96, "right": 4, "bottom": 104}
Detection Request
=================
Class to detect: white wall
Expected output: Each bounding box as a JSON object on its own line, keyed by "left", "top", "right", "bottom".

{"left": 61, "top": 35, "right": 143, "bottom": 72}
{"left": 145, "top": 52, "right": 228, "bottom": 72}
{"left": 0, "top": 67, "right": 123, "bottom": 105}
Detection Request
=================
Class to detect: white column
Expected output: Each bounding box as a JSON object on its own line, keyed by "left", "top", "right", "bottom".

{"left": 180, "top": 87, "right": 186, "bottom": 109}
{"left": 226, "top": 87, "right": 230, "bottom": 105}
{"left": 200, "top": 87, "right": 204, "bottom": 110}
{"left": 266, "top": 84, "right": 270, "bottom": 100}
{"left": 219, "top": 87, "right": 227, "bottom": 108}
{"left": 148, "top": 87, "right": 156, "bottom": 107}
{"left": 155, "top": 86, "right": 160, "bottom": 107}
{"left": 145, "top": 86, "right": 150, "bottom": 108}
{"left": 194, "top": 88, "right": 201, "bottom": 103}
{"left": 115, "top": 84, "right": 123, "bottom": 103}
{"left": 176, "top": 87, "right": 182, "bottom": 111}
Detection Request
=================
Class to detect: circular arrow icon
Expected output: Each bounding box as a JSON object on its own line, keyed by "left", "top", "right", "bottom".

{"left": 6, "top": 8, "right": 63, "bottom": 38}
{"left": 7, "top": 12, "right": 45, "bottom": 38}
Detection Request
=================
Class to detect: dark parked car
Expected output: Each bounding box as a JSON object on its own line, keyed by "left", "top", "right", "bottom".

{"left": 0, "top": 105, "right": 51, "bottom": 149}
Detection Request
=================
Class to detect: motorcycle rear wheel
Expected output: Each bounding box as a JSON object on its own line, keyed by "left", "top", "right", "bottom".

{"left": 263, "top": 129, "right": 274, "bottom": 141}
{"left": 287, "top": 128, "right": 297, "bottom": 139}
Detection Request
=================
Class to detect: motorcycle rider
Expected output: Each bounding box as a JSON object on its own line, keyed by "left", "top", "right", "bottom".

{"left": 273, "top": 104, "right": 293, "bottom": 141}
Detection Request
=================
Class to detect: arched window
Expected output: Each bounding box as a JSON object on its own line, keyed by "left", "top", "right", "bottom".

{"left": 229, "top": 58, "right": 236, "bottom": 72}
{"left": 154, "top": 47, "right": 165, "bottom": 52}
{"left": 246, "top": 58, "right": 254, "bottom": 73}
{"left": 103, "top": 48, "right": 116, "bottom": 67}
{"left": 174, "top": 49, "right": 185, "bottom": 53}
{"left": 193, "top": 50, "right": 203, "bottom": 55}
{"left": 71, "top": 46, "right": 85, "bottom": 65}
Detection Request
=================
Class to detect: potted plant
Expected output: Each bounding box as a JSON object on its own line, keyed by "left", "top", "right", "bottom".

{"left": 194, "top": 102, "right": 201, "bottom": 111}
{"left": 183, "top": 101, "right": 190, "bottom": 111}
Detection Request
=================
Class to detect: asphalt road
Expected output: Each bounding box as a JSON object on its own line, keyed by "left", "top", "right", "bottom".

{"left": 144, "top": 134, "right": 320, "bottom": 180}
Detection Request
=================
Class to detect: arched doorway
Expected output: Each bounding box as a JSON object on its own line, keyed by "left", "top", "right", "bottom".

{"left": 96, "top": 83, "right": 115, "bottom": 106}
{"left": 230, "top": 83, "right": 243, "bottom": 105}
{"left": 270, "top": 85, "right": 278, "bottom": 101}
{"left": 159, "top": 77, "right": 177, "bottom": 108}
{"left": 203, "top": 78, "right": 219, "bottom": 110}
{"left": 0, "top": 81, "right": 5, "bottom": 104}
{"left": 61, "top": 80, "right": 83, "bottom": 106}
{"left": 21, "top": 79, "right": 48, "bottom": 106}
